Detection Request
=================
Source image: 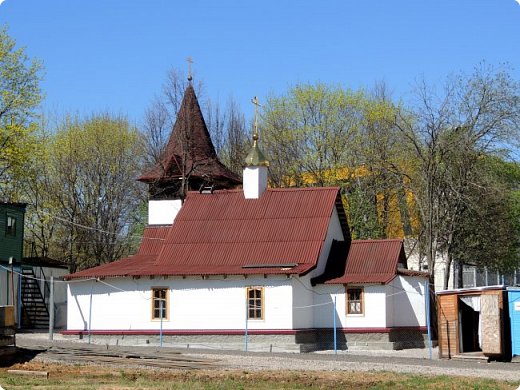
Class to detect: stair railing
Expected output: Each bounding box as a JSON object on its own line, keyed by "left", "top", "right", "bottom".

{"left": 20, "top": 266, "right": 50, "bottom": 328}
{"left": 32, "top": 265, "right": 51, "bottom": 307}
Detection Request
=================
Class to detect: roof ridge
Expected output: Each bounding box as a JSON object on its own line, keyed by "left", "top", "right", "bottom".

{"left": 351, "top": 239, "right": 403, "bottom": 243}
{"left": 176, "top": 216, "right": 332, "bottom": 221}
{"left": 146, "top": 224, "right": 173, "bottom": 228}
{"left": 269, "top": 186, "right": 340, "bottom": 192}
{"left": 186, "top": 186, "right": 341, "bottom": 195}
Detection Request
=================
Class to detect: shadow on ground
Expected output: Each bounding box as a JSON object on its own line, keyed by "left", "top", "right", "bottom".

{"left": 0, "top": 347, "right": 47, "bottom": 367}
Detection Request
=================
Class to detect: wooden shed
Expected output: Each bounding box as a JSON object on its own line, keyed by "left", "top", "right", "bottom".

{"left": 436, "top": 286, "right": 511, "bottom": 360}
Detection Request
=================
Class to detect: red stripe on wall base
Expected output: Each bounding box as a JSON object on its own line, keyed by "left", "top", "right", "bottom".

{"left": 61, "top": 327, "right": 427, "bottom": 336}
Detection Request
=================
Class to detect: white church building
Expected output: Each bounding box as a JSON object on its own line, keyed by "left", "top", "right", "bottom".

{"left": 64, "top": 82, "right": 429, "bottom": 352}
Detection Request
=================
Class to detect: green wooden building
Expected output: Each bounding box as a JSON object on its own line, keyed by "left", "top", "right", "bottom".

{"left": 1, "top": 202, "right": 69, "bottom": 329}
{"left": 0, "top": 202, "right": 26, "bottom": 309}
{"left": 0, "top": 202, "right": 26, "bottom": 265}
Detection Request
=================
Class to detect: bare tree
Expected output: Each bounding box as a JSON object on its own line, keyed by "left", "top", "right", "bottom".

{"left": 397, "top": 64, "right": 520, "bottom": 286}
{"left": 222, "top": 97, "right": 249, "bottom": 175}
{"left": 141, "top": 68, "right": 204, "bottom": 169}
{"left": 206, "top": 97, "right": 226, "bottom": 156}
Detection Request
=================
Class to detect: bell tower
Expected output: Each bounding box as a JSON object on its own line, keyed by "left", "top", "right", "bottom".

{"left": 138, "top": 68, "right": 241, "bottom": 224}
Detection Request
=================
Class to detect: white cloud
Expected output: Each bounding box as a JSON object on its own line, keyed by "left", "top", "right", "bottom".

{"left": 516, "top": 0, "right": 520, "bottom": 5}
{"left": 0, "top": 0, "right": 6, "bottom": 5}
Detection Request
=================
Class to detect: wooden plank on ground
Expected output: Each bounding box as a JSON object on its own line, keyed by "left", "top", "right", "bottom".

{"left": 7, "top": 370, "right": 49, "bottom": 378}
{"left": 40, "top": 345, "right": 220, "bottom": 370}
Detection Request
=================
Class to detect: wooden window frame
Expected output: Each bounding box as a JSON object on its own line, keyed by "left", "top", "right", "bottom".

{"left": 151, "top": 287, "right": 169, "bottom": 321}
{"left": 246, "top": 286, "right": 264, "bottom": 320}
{"left": 6, "top": 215, "right": 16, "bottom": 237}
{"left": 345, "top": 286, "right": 364, "bottom": 315}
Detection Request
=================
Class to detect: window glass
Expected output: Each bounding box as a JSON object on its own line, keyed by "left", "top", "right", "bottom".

{"left": 152, "top": 288, "right": 168, "bottom": 320}
{"left": 6, "top": 216, "right": 16, "bottom": 237}
{"left": 247, "top": 287, "right": 263, "bottom": 320}
{"left": 347, "top": 287, "right": 363, "bottom": 314}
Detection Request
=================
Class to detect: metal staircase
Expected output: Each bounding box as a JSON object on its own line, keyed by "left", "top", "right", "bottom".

{"left": 20, "top": 267, "right": 50, "bottom": 329}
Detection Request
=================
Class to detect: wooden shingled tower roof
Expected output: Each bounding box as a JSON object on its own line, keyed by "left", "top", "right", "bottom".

{"left": 138, "top": 83, "right": 241, "bottom": 199}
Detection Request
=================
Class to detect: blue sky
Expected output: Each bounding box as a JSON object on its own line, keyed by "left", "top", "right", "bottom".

{"left": 1, "top": 1, "right": 519, "bottom": 126}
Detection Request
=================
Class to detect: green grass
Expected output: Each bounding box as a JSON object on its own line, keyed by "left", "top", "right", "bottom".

{"left": 0, "top": 367, "right": 517, "bottom": 389}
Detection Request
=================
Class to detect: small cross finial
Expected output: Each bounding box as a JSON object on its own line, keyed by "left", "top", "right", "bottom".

{"left": 251, "top": 96, "right": 261, "bottom": 138}
{"left": 186, "top": 56, "right": 193, "bottom": 81}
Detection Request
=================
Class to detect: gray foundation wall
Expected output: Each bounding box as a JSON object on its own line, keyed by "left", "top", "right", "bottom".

{"left": 63, "top": 328, "right": 431, "bottom": 353}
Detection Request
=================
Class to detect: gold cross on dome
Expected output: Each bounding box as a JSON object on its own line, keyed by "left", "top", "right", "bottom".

{"left": 251, "top": 96, "right": 261, "bottom": 136}
{"left": 186, "top": 56, "right": 193, "bottom": 81}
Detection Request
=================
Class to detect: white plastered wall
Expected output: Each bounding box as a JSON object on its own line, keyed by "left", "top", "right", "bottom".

{"left": 312, "top": 284, "right": 388, "bottom": 328}
{"left": 39, "top": 267, "right": 69, "bottom": 328}
{"left": 67, "top": 275, "right": 294, "bottom": 331}
{"left": 291, "top": 275, "right": 314, "bottom": 329}
{"left": 292, "top": 206, "right": 345, "bottom": 329}
{"left": 386, "top": 276, "right": 426, "bottom": 327}
{"left": 311, "top": 284, "right": 343, "bottom": 328}
{"left": 308, "top": 207, "right": 345, "bottom": 279}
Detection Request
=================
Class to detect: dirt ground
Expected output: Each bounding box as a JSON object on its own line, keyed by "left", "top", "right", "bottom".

{"left": 6, "top": 333, "right": 520, "bottom": 384}
{"left": 1, "top": 360, "right": 517, "bottom": 390}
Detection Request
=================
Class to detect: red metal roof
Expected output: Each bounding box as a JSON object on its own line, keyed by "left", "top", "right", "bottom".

{"left": 397, "top": 268, "right": 429, "bottom": 278}
{"left": 325, "top": 239, "right": 412, "bottom": 285}
{"left": 65, "top": 187, "right": 345, "bottom": 279}
{"left": 65, "top": 226, "right": 170, "bottom": 280}
{"left": 135, "top": 226, "right": 170, "bottom": 256}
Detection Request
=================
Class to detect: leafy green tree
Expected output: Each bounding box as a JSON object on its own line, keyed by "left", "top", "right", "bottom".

{"left": 0, "top": 26, "right": 43, "bottom": 198}
{"left": 262, "top": 82, "right": 410, "bottom": 239}
{"left": 449, "top": 157, "right": 520, "bottom": 285}
{"left": 25, "top": 114, "right": 146, "bottom": 271}
{"left": 348, "top": 83, "right": 411, "bottom": 239}
{"left": 263, "top": 83, "right": 364, "bottom": 187}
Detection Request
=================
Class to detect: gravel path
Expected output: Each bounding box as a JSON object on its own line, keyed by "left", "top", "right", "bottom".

{"left": 185, "top": 351, "right": 520, "bottom": 382}
{"left": 15, "top": 333, "right": 520, "bottom": 383}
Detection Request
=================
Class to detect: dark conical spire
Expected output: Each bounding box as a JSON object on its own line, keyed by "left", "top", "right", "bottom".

{"left": 138, "top": 84, "right": 241, "bottom": 199}
{"left": 168, "top": 84, "right": 218, "bottom": 161}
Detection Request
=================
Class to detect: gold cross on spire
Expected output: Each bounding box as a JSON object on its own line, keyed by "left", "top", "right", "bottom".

{"left": 251, "top": 96, "right": 261, "bottom": 138}
{"left": 186, "top": 56, "right": 193, "bottom": 81}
